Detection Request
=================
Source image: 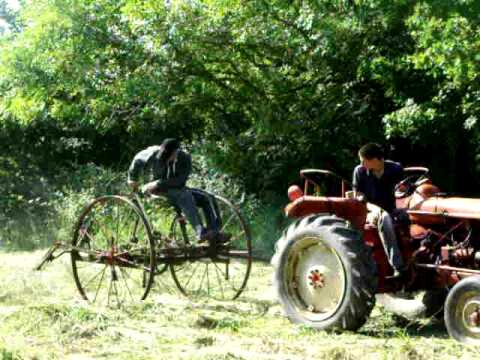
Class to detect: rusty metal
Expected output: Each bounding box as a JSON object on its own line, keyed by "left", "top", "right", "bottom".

{"left": 453, "top": 247, "right": 475, "bottom": 261}
{"left": 415, "top": 263, "right": 480, "bottom": 275}
{"left": 468, "top": 309, "right": 480, "bottom": 327}
{"left": 411, "top": 197, "right": 480, "bottom": 221}
{"left": 308, "top": 269, "right": 325, "bottom": 289}
{"left": 277, "top": 165, "right": 480, "bottom": 344}
{"left": 37, "top": 191, "right": 253, "bottom": 302}
{"left": 285, "top": 196, "right": 367, "bottom": 230}
{"left": 436, "top": 221, "right": 467, "bottom": 247}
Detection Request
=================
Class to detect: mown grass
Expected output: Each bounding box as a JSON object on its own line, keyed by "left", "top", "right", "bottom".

{"left": 1, "top": 251, "right": 480, "bottom": 360}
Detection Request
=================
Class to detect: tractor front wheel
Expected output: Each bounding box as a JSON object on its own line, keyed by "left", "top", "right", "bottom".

{"left": 271, "top": 215, "right": 377, "bottom": 331}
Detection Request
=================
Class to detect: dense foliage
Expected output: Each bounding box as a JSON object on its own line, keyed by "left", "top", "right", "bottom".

{"left": 1, "top": 0, "right": 480, "bottom": 248}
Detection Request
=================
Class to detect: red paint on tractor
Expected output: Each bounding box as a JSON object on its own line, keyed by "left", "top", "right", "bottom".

{"left": 285, "top": 196, "right": 367, "bottom": 230}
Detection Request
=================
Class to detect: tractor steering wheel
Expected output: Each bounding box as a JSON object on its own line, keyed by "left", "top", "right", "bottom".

{"left": 394, "top": 173, "right": 429, "bottom": 199}
{"left": 394, "top": 175, "right": 418, "bottom": 199}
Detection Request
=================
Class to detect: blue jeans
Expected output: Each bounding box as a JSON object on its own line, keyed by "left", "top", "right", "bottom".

{"left": 367, "top": 203, "right": 405, "bottom": 271}
{"left": 165, "top": 188, "right": 220, "bottom": 240}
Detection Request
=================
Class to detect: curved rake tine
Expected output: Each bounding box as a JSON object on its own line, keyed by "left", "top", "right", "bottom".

{"left": 112, "top": 273, "right": 121, "bottom": 308}
{"left": 213, "top": 261, "right": 238, "bottom": 292}
{"left": 83, "top": 264, "right": 108, "bottom": 289}
{"left": 93, "top": 265, "right": 108, "bottom": 303}
{"left": 183, "top": 262, "right": 202, "bottom": 289}
{"left": 196, "top": 265, "right": 209, "bottom": 296}
{"left": 206, "top": 264, "right": 211, "bottom": 297}
{"left": 213, "top": 263, "right": 225, "bottom": 299}
{"left": 220, "top": 211, "right": 236, "bottom": 233}
{"left": 119, "top": 266, "right": 135, "bottom": 302}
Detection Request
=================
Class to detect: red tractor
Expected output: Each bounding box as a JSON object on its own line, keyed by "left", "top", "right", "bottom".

{"left": 271, "top": 168, "right": 480, "bottom": 344}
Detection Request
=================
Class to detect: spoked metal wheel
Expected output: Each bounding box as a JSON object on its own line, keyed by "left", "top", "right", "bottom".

{"left": 285, "top": 236, "right": 346, "bottom": 321}
{"left": 141, "top": 196, "right": 173, "bottom": 277}
{"left": 71, "top": 195, "right": 155, "bottom": 307}
{"left": 170, "top": 193, "right": 252, "bottom": 300}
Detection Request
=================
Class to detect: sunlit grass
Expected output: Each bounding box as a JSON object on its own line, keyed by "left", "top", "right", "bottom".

{"left": 1, "top": 251, "right": 480, "bottom": 359}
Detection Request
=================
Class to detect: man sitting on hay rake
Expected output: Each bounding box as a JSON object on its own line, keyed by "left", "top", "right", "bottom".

{"left": 127, "top": 138, "right": 226, "bottom": 245}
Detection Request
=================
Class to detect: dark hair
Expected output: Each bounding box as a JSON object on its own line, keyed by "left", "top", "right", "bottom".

{"left": 358, "top": 143, "right": 384, "bottom": 160}
{"left": 160, "top": 138, "right": 180, "bottom": 160}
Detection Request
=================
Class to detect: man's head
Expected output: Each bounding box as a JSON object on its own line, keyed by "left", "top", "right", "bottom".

{"left": 358, "top": 143, "right": 384, "bottom": 172}
{"left": 160, "top": 138, "right": 180, "bottom": 162}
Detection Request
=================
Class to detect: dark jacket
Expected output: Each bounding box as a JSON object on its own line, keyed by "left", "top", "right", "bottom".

{"left": 127, "top": 146, "right": 192, "bottom": 189}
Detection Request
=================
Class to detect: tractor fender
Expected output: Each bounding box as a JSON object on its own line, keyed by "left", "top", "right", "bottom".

{"left": 284, "top": 196, "right": 367, "bottom": 230}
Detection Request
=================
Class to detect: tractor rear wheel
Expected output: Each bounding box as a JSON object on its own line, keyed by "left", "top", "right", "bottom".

{"left": 445, "top": 276, "right": 480, "bottom": 344}
{"left": 271, "top": 214, "right": 377, "bottom": 331}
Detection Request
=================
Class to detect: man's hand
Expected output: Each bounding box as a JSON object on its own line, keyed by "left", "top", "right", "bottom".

{"left": 128, "top": 180, "right": 139, "bottom": 192}
{"left": 353, "top": 190, "right": 366, "bottom": 202}
{"left": 141, "top": 181, "right": 159, "bottom": 195}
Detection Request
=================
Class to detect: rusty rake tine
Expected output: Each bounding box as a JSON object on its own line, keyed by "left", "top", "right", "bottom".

{"left": 206, "top": 264, "right": 211, "bottom": 297}
{"left": 213, "top": 263, "right": 225, "bottom": 299}
{"left": 83, "top": 265, "right": 107, "bottom": 289}
{"left": 220, "top": 211, "right": 236, "bottom": 233}
{"left": 196, "top": 264, "right": 208, "bottom": 295}
{"left": 107, "top": 274, "right": 112, "bottom": 307}
{"left": 118, "top": 205, "right": 135, "bottom": 243}
{"left": 183, "top": 262, "right": 202, "bottom": 289}
{"left": 119, "top": 266, "right": 135, "bottom": 302}
{"left": 112, "top": 269, "right": 121, "bottom": 308}
{"left": 213, "top": 261, "right": 237, "bottom": 292}
{"left": 115, "top": 203, "right": 120, "bottom": 244}
{"left": 93, "top": 265, "right": 108, "bottom": 303}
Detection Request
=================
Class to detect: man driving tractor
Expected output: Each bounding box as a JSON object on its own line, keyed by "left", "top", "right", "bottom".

{"left": 353, "top": 143, "right": 407, "bottom": 278}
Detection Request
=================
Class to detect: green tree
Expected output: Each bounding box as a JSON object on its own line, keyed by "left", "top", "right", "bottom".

{"left": 2, "top": 0, "right": 480, "bottom": 196}
{"left": 380, "top": 1, "right": 480, "bottom": 191}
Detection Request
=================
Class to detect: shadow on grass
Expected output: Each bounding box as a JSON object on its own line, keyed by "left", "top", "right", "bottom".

{"left": 403, "top": 321, "right": 449, "bottom": 339}
{"left": 360, "top": 316, "right": 449, "bottom": 340}
{"left": 185, "top": 297, "right": 276, "bottom": 318}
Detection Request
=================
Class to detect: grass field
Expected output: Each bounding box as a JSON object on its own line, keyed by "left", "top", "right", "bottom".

{"left": 0, "top": 250, "right": 479, "bottom": 360}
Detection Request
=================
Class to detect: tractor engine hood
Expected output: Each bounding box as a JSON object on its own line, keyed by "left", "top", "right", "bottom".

{"left": 409, "top": 196, "right": 480, "bottom": 221}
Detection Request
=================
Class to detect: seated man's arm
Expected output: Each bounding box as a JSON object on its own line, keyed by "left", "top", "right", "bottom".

{"left": 128, "top": 147, "right": 156, "bottom": 191}
{"left": 352, "top": 165, "right": 366, "bottom": 201}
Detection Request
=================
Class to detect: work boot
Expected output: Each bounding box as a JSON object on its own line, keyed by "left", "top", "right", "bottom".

{"left": 198, "top": 229, "right": 216, "bottom": 245}
{"left": 199, "top": 229, "right": 231, "bottom": 246}
{"left": 216, "top": 232, "right": 232, "bottom": 245}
